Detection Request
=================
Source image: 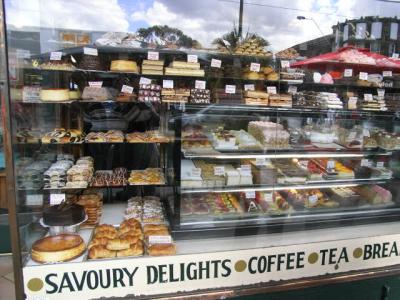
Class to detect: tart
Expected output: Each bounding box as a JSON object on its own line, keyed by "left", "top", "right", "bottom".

{"left": 31, "top": 234, "right": 85, "bottom": 263}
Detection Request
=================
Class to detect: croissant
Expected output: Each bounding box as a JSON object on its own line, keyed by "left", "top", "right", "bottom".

{"left": 119, "top": 221, "right": 141, "bottom": 232}
{"left": 145, "top": 228, "right": 169, "bottom": 237}
{"left": 148, "top": 243, "right": 176, "bottom": 256}
{"left": 88, "top": 245, "right": 116, "bottom": 259}
{"left": 106, "top": 238, "right": 131, "bottom": 251}
{"left": 116, "top": 241, "right": 144, "bottom": 257}
{"left": 143, "top": 224, "right": 168, "bottom": 234}
{"left": 95, "top": 224, "right": 116, "bottom": 234}
{"left": 121, "top": 218, "right": 141, "bottom": 227}
{"left": 88, "top": 237, "right": 109, "bottom": 249}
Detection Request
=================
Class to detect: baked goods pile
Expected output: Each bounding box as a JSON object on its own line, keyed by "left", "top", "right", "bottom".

{"left": 125, "top": 130, "right": 171, "bottom": 143}
{"left": 268, "top": 94, "right": 292, "bottom": 107}
{"left": 77, "top": 192, "right": 103, "bottom": 226}
{"left": 248, "top": 121, "right": 290, "bottom": 149}
{"left": 31, "top": 234, "right": 86, "bottom": 263}
{"left": 91, "top": 168, "right": 128, "bottom": 187}
{"left": 85, "top": 130, "right": 124, "bottom": 143}
{"left": 88, "top": 219, "right": 144, "bottom": 259}
{"left": 141, "top": 59, "right": 164, "bottom": 75}
{"left": 138, "top": 84, "right": 161, "bottom": 102}
{"left": 128, "top": 168, "right": 165, "bottom": 185}
{"left": 181, "top": 193, "right": 242, "bottom": 216}
{"left": 244, "top": 90, "right": 269, "bottom": 105}
{"left": 165, "top": 61, "right": 205, "bottom": 77}
{"left": 161, "top": 88, "right": 190, "bottom": 103}
{"left": 110, "top": 60, "right": 139, "bottom": 73}
{"left": 66, "top": 156, "right": 94, "bottom": 188}
{"left": 43, "top": 156, "right": 74, "bottom": 189}
{"left": 234, "top": 39, "right": 272, "bottom": 57}
{"left": 41, "top": 128, "right": 84, "bottom": 144}
{"left": 275, "top": 48, "right": 299, "bottom": 60}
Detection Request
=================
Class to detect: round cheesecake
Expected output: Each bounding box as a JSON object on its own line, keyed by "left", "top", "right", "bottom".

{"left": 43, "top": 204, "right": 85, "bottom": 226}
{"left": 31, "top": 234, "right": 85, "bottom": 263}
{"left": 40, "top": 89, "right": 70, "bottom": 102}
{"left": 110, "top": 60, "right": 138, "bottom": 72}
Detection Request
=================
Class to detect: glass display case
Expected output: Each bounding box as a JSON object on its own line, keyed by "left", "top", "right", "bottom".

{"left": 4, "top": 0, "right": 400, "bottom": 299}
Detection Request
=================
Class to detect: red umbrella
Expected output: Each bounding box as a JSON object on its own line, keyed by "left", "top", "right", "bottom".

{"left": 291, "top": 46, "right": 400, "bottom": 72}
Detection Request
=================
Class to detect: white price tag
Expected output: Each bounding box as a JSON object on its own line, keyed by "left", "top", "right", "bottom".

{"left": 308, "top": 195, "right": 318, "bottom": 204}
{"left": 377, "top": 89, "right": 385, "bottom": 97}
{"left": 214, "top": 166, "right": 225, "bottom": 176}
{"left": 383, "top": 71, "right": 393, "bottom": 77}
{"left": 250, "top": 62, "right": 261, "bottom": 72}
{"left": 267, "top": 86, "right": 277, "bottom": 94}
{"left": 281, "top": 60, "right": 290, "bottom": 68}
{"left": 139, "top": 77, "right": 152, "bottom": 85}
{"left": 348, "top": 97, "right": 358, "bottom": 109}
{"left": 245, "top": 191, "right": 256, "bottom": 199}
{"left": 361, "top": 159, "right": 370, "bottom": 167}
{"left": 50, "top": 193, "right": 65, "bottom": 206}
{"left": 50, "top": 51, "right": 62, "bottom": 61}
{"left": 26, "top": 194, "right": 43, "bottom": 206}
{"left": 148, "top": 235, "right": 172, "bottom": 245}
{"left": 88, "top": 81, "right": 103, "bottom": 88}
{"left": 392, "top": 53, "right": 399, "bottom": 59}
{"left": 147, "top": 51, "right": 159, "bottom": 61}
{"left": 288, "top": 85, "right": 297, "bottom": 94}
{"left": 263, "top": 192, "right": 273, "bottom": 202}
{"left": 348, "top": 131, "right": 357, "bottom": 140}
{"left": 255, "top": 157, "right": 266, "bottom": 166}
{"left": 364, "top": 94, "right": 373, "bottom": 101}
{"left": 195, "top": 80, "right": 206, "bottom": 90}
{"left": 363, "top": 129, "right": 370, "bottom": 137}
{"left": 187, "top": 54, "right": 198, "bottom": 63}
{"left": 190, "top": 168, "right": 201, "bottom": 177}
{"left": 240, "top": 164, "right": 252, "bottom": 176}
{"left": 327, "top": 160, "right": 335, "bottom": 169}
{"left": 359, "top": 72, "right": 368, "bottom": 80}
{"left": 211, "top": 58, "right": 222, "bottom": 68}
{"left": 377, "top": 161, "right": 384, "bottom": 168}
{"left": 121, "top": 85, "right": 134, "bottom": 94}
{"left": 83, "top": 47, "right": 98, "bottom": 56}
{"left": 244, "top": 84, "right": 255, "bottom": 91}
{"left": 163, "top": 80, "right": 174, "bottom": 89}
{"left": 225, "top": 85, "right": 236, "bottom": 94}
{"left": 344, "top": 69, "right": 353, "bottom": 77}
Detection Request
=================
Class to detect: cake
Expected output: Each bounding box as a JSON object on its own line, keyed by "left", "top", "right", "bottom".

{"left": 141, "top": 60, "right": 164, "bottom": 75}
{"left": 68, "top": 90, "right": 80, "bottom": 100}
{"left": 43, "top": 204, "right": 86, "bottom": 226}
{"left": 78, "top": 55, "right": 104, "bottom": 70}
{"left": 40, "top": 89, "right": 70, "bottom": 102}
{"left": 248, "top": 121, "right": 289, "bottom": 149}
{"left": 31, "top": 234, "right": 86, "bottom": 263}
{"left": 81, "top": 87, "right": 118, "bottom": 101}
{"left": 110, "top": 60, "right": 138, "bottom": 72}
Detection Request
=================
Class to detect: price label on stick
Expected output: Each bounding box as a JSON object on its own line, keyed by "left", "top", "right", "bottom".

{"left": 308, "top": 195, "right": 318, "bottom": 204}
{"left": 148, "top": 235, "right": 172, "bottom": 245}
{"left": 163, "top": 80, "right": 174, "bottom": 89}
{"left": 359, "top": 72, "right": 368, "bottom": 80}
{"left": 344, "top": 69, "right": 353, "bottom": 77}
{"left": 147, "top": 51, "right": 159, "bottom": 61}
{"left": 327, "top": 160, "right": 335, "bottom": 169}
{"left": 244, "top": 84, "right": 255, "bottom": 91}
{"left": 83, "top": 47, "right": 98, "bottom": 56}
{"left": 245, "top": 191, "right": 256, "bottom": 199}
{"left": 288, "top": 85, "right": 297, "bottom": 94}
{"left": 348, "top": 97, "right": 358, "bottom": 109}
{"left": 250, "top": 62, "right": 261, "bottom": 72}
{"left": 383, "top": 71, "right": 393, "bottom": 77}
{"left": 281, "top": 60, "right": 290, "bottom": 68}
{"left": 364, "top": 94, "right": 373, "bottom": 101}
{"left": 195, "top": 80, "right": 206, "bottom": 90}
{"left": 214, "top": 166, "right": 225, "bottom": 176}
{"left": 89, "top": 81, "right": 103, "bottom": 88}
{"left": 361, "top": 159, "right": 370, "bottom": 167}
{"left": 50, "top": 51, "right": 62, "bottom": 60}
{"left": 50, "top": 194, "right": 65, "bottom": 206}
{"left": 187, "top": 54, "right": 198, "bottom": 63}
{"left": 225, "top": 85, "right": 236, "bottom": 94}
{"left": 267, "top": 86, "right": 277, "bottom": 94}
{"left": 121, "top": 85, "right": 133, "bottom": 94}
{"left": 211, "top": 58, "right": 222, "bottom": 68}
{"left": 377, "top": 89, "right": 385, "bottom": 97}
{"left": 139, "top": 77, "right": 152, "bottom": 85}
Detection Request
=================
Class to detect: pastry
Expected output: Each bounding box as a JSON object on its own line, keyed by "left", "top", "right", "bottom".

{"left": 81, "top": 87, "right": 118, "bottom": 101}
{"left": 110, "top": 60, "right": 139, "bottom": 72}
{"left": 116, "top": 241, "right": 143, "bottom": 257}
{"left": 88, "top": 237, "right": 109, "bottom": 249}
{"left": 128, "top": 168, "right": 165, "bottom": 185}
{"left": 106, "top": 238, "right": 131, "bottom": 251}
{"left": 40, "top": 89, "right": 70, "bottom": 102}
{"left": 148, "top": 243, "right": 176, "bottom": 256}
{"left": 141, "top": 60, "right": 164, "bottom": 75}
{"left": 31, "top": 234, "right": 86, "bottom": 263}
{"left": 88, "top": 245, "right": 116, "bottom": 259}
{"left": 248, "top": 121, "right": 290, "bottom": 149}
{"left": 95, "top": 224, "right": 116, "bottom": 234}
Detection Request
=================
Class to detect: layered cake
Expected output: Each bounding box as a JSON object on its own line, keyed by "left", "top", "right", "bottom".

{"left": 268, "top": 94, "right": 292, "bottom": 107}
{"left": 31, "top": 234, "right": 86, "bottom": 263}
{"left": 110, "top": 60, "right": 139, "bottom": 72}
{"left": 165, "top": 61, "right": 205, "bottom": 77}
{"left": 248, "top": 121, "right": 289, "bottom": 149}
{"left": 141, "top": 60, "right": 164, "bottom": 75}
{"left": 78, "top": 55, "right": 104, "bottom": 70}
{"left": 244, "top": 90, "right": 269, "bottom": 106}
{"left": 43, "top": 204, "right": 86, "bottom": 226}
{"left": 40, "top": 88, "right": 70, "bottom": 102}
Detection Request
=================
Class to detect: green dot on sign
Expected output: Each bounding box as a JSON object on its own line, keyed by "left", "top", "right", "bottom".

{"left": 235, "top": 260, "right": 247, "bottom": 272}
{"left": 308, "top": 252, "right": 319, "bottom": 264}
{"left": 353, "top": 247, "right": 363, "bottom": 259}
{"left": 27, "top": 278, "right": 43, "bottom": 292}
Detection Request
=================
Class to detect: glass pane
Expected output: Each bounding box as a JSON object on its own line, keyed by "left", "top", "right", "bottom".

{"left": 371, "top": 22, "right": 382, "bottom": 39}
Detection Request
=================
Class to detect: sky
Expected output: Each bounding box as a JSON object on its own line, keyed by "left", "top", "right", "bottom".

{"left": 4, "top": 0, "right": 400, "bottom": 52}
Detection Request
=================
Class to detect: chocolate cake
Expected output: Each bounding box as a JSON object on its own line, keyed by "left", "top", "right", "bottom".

{"left": 78, "top": 55, "right": 105, "bottom": 70}
{"left": 43, "top": 204, "right": 86, "bottom": 226}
